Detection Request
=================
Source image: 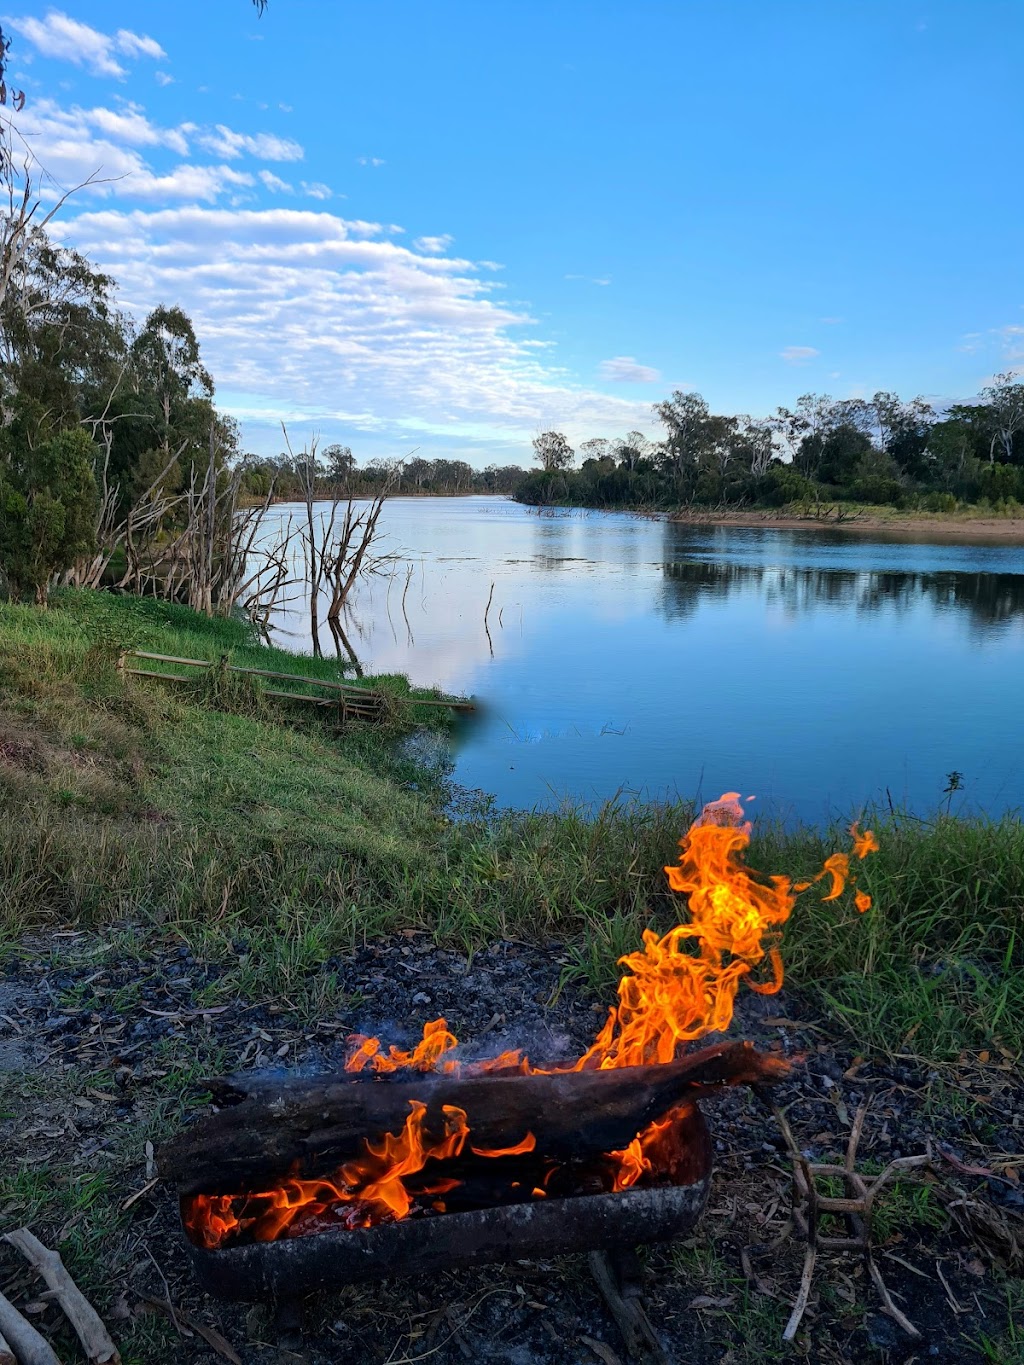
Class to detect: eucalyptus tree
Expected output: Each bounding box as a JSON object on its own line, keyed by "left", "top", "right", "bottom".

{"left": 532, "top": 431, "right": 574, "bottom": 472}
{"left": 653, "top": 391, "right": 711, "bottom": 481}
{"left": 980, "top": 372, "right": 1024, "bottom": 464}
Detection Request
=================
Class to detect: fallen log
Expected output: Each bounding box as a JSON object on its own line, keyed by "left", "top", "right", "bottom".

{"left": 157, "top": 1040, "right": 786, "bottom": 1195}
{"left": 0, "top": 1291, "right": 62, "bottom": 1365}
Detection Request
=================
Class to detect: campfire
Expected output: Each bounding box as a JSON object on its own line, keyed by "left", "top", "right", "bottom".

{"left": 159, "top": 793, "right": 876, "bottom": 1298}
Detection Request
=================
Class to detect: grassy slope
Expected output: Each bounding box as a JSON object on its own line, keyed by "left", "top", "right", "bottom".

{"left": 0, "top": 588, "right": 1022, "bottom": 1060}
{"left": 1, "top": 591, "right": 1022, "bottom": 1365}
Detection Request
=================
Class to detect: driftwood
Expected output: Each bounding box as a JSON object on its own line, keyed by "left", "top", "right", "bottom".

{"left": 3, "top": 1230, "right": 119, "bottom": 1365}
{"left": 0, "top": 1291, "right": 61, "bottom": 1365}
{"left": 158, "top": 1041, "right": 786, "bottom": 1195}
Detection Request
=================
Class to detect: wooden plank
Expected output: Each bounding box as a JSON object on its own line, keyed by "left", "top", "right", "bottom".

{"left": 126, "top": 671, "right": 380, "bottom": 717}
{"left": 124, "top": 651, "right": 470, "bottom": 712}
{"left": 128, "top": 650, "right": 211, "bottom": 668}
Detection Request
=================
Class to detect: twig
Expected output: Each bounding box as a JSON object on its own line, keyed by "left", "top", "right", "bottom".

{"left": 140, "top": 1299, "right": 239, "bottom": 1364}
{"left": 4, "top": 1229, "right": 119, "bottom": 1364}
{"left": 120, "top": 1179, "right": 159, "bottom": 1211}
{"left": 867, "top": 1253, "right": 921, "bottom": 1336}
{"left": 588, "top": 1250, "right": 669, "bottom": 1365}
{"left": 934, "top": 1261, "right": 967, "bottom": 1316}
{"left": 773, "top": 1102, "right": 923, "bottom": 1341}
{"left": 142, "top": 1247, "right": 180, "bottom": 1338}
{"left": 782, "top": 1243, "right": 817, "bottom": 1342}
{"left": 0, "top": 1289, "right": 62, "bottom": 1365}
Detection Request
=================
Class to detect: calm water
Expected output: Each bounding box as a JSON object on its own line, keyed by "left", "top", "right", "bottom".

{"left": 265, "top": 497, "right": 1024, "bottom": 824}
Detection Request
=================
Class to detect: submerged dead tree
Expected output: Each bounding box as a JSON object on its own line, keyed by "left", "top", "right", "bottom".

{"left": 288, "top": 426, "right": 401, "bottom": 658}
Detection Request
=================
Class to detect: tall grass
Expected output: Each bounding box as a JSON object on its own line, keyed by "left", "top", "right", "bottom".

{"left": 1, "top": 589, "right": 1021, "bottom": 1061}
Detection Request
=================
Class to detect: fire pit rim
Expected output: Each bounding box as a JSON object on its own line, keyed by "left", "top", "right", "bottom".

{"left": 183, "top": 1168, "right": 713, "bottom": 1301}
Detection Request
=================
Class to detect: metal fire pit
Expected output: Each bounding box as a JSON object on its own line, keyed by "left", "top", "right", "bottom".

{"left": 182, "top": 1106, "right": 713, "bottom": 1302}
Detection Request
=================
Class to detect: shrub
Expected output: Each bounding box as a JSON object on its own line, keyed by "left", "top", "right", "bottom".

{"left": 0, "top": 429, "right": 99, "bottom": 606}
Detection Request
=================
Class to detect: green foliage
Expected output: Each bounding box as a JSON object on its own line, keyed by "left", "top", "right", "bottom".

{"left": 979, "top": 461, "right": 1024, "bottom": 503}
{"left": 517, "top": 379, "right": 1024, "bottom": 515}
{"left": 756, "top": 464, "right": 818, "bottom": 507}
{"left": 921, "top": 490, "right": 959, "bottom": 513}
{"left": 0, "top": 428, "right": 99, "bottom": 604}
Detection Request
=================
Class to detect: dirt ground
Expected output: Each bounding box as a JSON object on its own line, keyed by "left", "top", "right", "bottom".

{"left": 1, "top": 929, "right": 1022, "bottom": 1365}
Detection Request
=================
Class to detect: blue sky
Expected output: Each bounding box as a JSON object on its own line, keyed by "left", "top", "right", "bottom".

{"left": 4, "top": 1, "right": 1023, "bottom": 464}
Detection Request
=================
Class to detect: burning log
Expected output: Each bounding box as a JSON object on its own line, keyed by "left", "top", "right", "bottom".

{"left": 184, "top": 1167, "right": 714, "bottom": 1301}
{"left": 156, "top": 794, "right": 877, "bottom": 1304}
{"left": 157, "top": 1040, "right": 785, "bottom": 1196}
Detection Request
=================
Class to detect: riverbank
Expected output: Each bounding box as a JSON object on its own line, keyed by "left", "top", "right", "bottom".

{"left": 1, "top": 591, "right": 1022, "bottom": 1363}
{"left": 667, "top": 505, "right": 1024, "bottom": 543}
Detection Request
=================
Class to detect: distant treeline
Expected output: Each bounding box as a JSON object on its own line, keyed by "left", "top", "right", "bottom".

{"left": 516, "top": 384, "right": 1024, "bottom": 514}
{"left": 239, "top": 449, "right": 528, "bottom": 501}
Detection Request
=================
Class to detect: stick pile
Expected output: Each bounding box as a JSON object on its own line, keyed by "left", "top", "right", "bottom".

{"left": 0, "top": 1228, "right": 119, "bottom": 1365}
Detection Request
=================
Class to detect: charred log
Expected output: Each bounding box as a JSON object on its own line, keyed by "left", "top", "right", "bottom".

{"left": 184, "top": 1164, "right": 713, "bottom": 1301}
{"left": 157, "top": 1040, "right": 785, "bottom": 1196}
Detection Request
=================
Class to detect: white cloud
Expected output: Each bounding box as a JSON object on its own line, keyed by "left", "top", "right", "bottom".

{"left": 357, "top": 156, "right": 385, "bottom": 167}
{"left": 195, "top": 124, "right": 304, "bottom": 162}
{"left": 114, "top": 29, "right": 165, "bottom": 62}
{"left": 9, "top": 11, "right": 166, "bottom": 79}
{"left": 598, "top": 356, "right": 661, "bottom": 384}
{"left": 780, "top": 345, "right": 820, "bottom": 364}
{"left": 17, "top": 86, "right": 651, "bottom": 455}
{"left": 53, "top": 203, "right": 653, "bottom": 451}
{"left": 414, "top": 234, "right": 454, "bottom": 255}
{"left": 259, "top": 169, "right": 293, "bottom": 194}
{"left": 154, "top": 71, "right": 174, "bottom": 87}
{"left": 10, "top": 98, "right": 254, "bottom": 200}
{"left": 565, "top": 273, "right": 611, "bottom": 286}
{"left": 86, "top": 102, "right": 189, "bottom": 155}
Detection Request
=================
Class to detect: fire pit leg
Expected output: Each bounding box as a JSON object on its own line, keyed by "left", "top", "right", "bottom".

{"left": 270, "top": 1299, "right": 305, "bottom": 1351}
{"left": 588, "top": 1250, "right": 669, "bottom": 1365}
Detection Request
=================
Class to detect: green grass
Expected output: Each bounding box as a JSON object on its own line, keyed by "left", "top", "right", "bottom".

{"left": 1, "top": 588, "right": 1023, "bottom": 1062}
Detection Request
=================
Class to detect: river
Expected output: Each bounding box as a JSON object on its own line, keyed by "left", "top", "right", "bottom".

{"left": 263, "top": 496, "right": 1024, "bottom": 824}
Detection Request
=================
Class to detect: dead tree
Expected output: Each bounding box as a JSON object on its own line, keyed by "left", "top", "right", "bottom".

{"left": 285, "top": 426, "right": 401, "bottom": 658}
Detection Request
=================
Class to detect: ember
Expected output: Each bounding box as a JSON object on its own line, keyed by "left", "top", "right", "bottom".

{"left": 177, "top": 793, "right": 875, "bottom": 1252}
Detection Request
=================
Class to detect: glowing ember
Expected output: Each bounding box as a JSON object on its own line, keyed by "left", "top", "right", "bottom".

{"left": 185, "top": 794, "right": 876, "bottom": 1249}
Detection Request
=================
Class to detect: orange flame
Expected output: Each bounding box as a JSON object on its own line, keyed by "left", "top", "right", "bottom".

{"left": 186, "top": 795, "right": 876, "bottom": 1249}
{"left": 185, "top": 1100, "right": 476, "bottom": 1247}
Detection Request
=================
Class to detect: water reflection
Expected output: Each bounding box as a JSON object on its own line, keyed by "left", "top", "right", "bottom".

{"left": 661, "top": 558, "right": 1024, "bottom": 631}
{"left": 260, "top": 499, "right": 1024, "bottom": 820}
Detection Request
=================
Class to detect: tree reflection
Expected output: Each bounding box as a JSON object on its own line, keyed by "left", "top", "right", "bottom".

{"left": 660, "top": 558, "right": 1024, "bottom": 631}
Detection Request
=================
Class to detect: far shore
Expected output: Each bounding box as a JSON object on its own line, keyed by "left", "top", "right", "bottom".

{"left": 666, "top": 506, "right": 1024, "bottom": 544}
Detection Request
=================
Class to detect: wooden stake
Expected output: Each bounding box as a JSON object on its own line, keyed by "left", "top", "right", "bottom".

{"left": 4, "top": 1229, "right": 119, "bottom": 1365}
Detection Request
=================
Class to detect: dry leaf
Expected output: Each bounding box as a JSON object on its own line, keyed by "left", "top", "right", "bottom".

{"left": 689, "top": 1294, "right": 736, "bottom": 1310}
{"left": 579, "top": 1335, "right": 623, "bottom": 1365}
